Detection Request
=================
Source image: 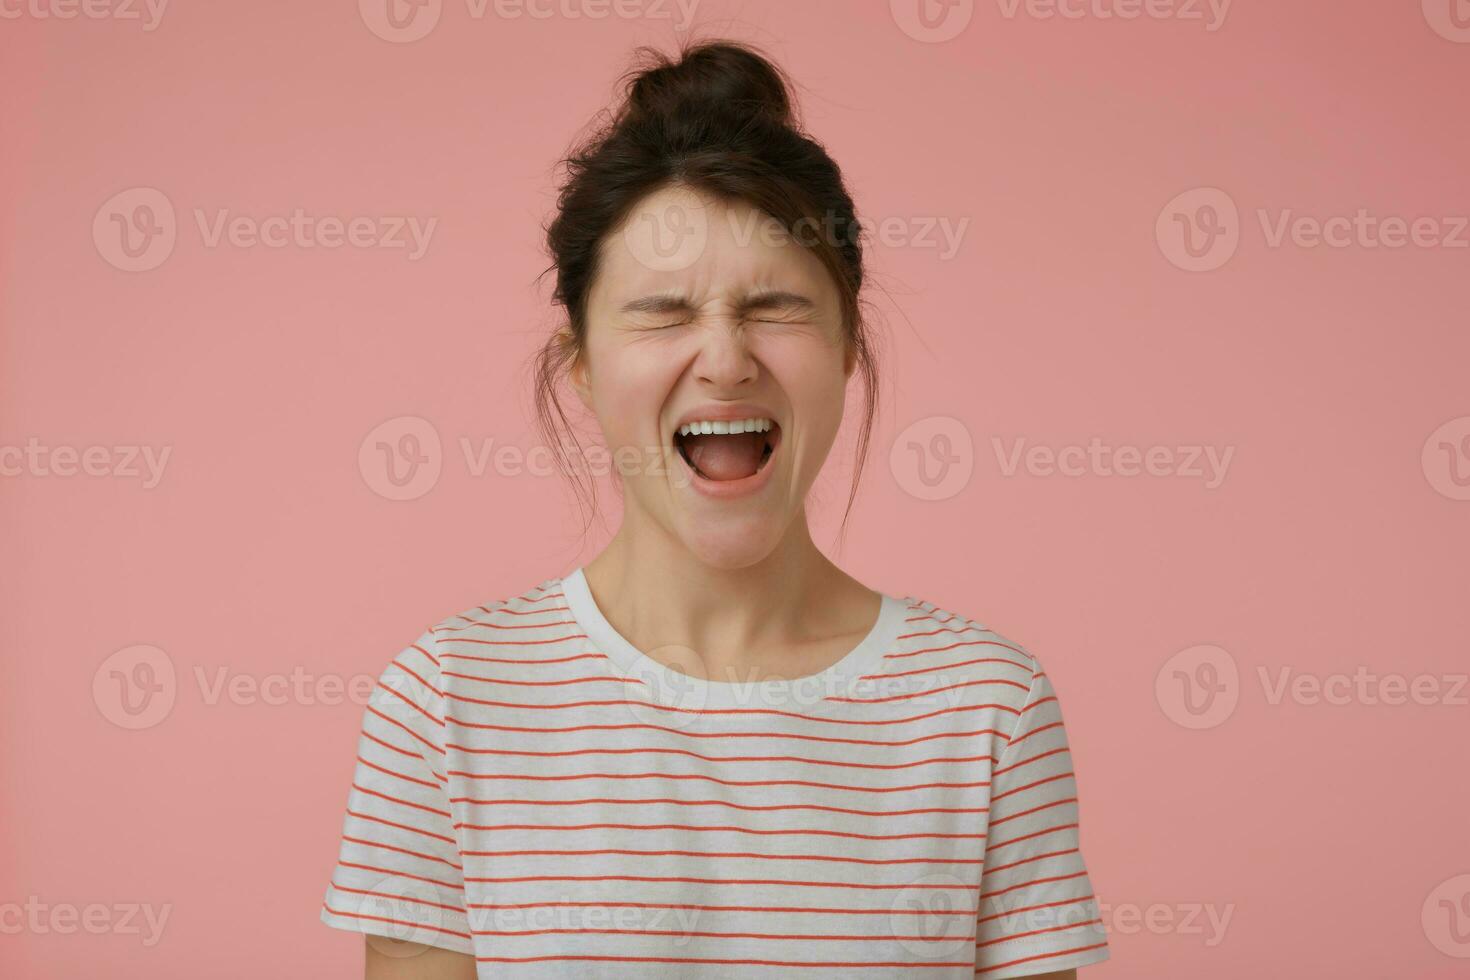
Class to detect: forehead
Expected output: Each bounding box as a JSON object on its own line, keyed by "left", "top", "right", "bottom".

{"left": 589, "top": 184, "right": 835, "bottom": 309}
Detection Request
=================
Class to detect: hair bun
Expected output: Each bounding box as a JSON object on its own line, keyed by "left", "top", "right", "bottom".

{"left": 621, "top": 41, "right": 795, "bottom": 131}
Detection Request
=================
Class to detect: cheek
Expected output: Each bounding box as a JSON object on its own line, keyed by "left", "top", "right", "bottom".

{"left": 764, "top": 340, "right": 849, "bottom": 428}
{"left": 588, "top": 345, "right": 673, "bottom": 444}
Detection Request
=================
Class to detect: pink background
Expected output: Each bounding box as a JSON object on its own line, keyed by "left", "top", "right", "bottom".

{"left": 3, "top": 1, "right": 1468, "bottom": 977}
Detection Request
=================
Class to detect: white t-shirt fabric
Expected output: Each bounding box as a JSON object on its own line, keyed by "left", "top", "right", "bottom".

{"left": 321, "top": 567, "right": 1110, "bottom": 978}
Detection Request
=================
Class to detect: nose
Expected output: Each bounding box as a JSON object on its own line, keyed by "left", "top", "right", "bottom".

{"left": 692, "top": 319, "right": 758, "bottom": 389}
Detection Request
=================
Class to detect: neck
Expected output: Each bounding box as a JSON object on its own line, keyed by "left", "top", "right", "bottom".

{"left": 581, "top": 510, "right": 863, "bottom": 681}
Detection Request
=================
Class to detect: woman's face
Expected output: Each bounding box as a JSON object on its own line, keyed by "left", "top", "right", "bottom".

{"left": 571, "top": 183, "right": 855, "bottom": 569}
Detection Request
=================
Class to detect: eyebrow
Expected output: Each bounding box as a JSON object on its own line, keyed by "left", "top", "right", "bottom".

{"left": 618, "top": 290, "right": 816, "bottom": 316}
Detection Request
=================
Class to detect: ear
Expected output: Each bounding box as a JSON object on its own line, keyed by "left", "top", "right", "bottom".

{"left": 563, "top": 331, "right": 593, "bottom": 409}
{"left": 842, "top": 342, "right": 857, "bottom": 380}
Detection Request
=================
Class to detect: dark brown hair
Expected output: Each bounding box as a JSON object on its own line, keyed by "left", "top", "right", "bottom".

{"left": 533, "top": 39, "right": 880, "bottom": 538}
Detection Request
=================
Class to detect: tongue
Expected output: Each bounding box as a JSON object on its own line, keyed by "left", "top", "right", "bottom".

{"left": 683, "top": 432, "right": 765, "bottom": 481}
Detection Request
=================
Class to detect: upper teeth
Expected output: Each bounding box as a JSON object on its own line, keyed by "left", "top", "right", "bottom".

{"left": 677, "top": 417, "right": 774, "bottom": 437}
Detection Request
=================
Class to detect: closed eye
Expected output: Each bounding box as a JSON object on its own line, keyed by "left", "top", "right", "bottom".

{"left": 649, "top": 315, "right": 790, "bottom": 328}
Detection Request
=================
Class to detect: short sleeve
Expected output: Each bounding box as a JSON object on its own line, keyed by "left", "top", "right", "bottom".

{"left": 974, "top": 656, "right": 1110, "bottom": 977}
{"left": 320, "top": 628, "right": 474, "bottom": 956}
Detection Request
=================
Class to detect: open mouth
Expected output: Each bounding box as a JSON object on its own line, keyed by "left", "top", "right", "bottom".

{"left": 674, "top": 419, "right": 781, "bottom": 483}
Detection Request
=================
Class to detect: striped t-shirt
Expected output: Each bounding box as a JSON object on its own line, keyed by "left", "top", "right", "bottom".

{"left": 321, "top": 567, "right": 1110, "bottom": 978}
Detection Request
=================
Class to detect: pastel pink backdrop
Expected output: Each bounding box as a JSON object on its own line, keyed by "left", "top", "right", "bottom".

{"left": 2, "top": 1, "right": 1467, "bottom": 977}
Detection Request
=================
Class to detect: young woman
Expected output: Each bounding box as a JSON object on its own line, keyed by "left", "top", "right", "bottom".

{"left": 321, "top": 40, "right": 1109, "bottom": 980}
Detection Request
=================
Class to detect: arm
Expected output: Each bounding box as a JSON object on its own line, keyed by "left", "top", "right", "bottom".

{"left": 320, "top": 635, "right": 477, "bottom": 968}
{"left": 972, "top": 651, "right": 1110, "bottom": 977}
{"left": 366, "top": 937, "right": 478, "bottom": 980}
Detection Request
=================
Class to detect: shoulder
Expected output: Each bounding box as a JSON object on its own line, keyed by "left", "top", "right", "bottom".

{"left": 424, "top": 574, "right": 570, "bottom": 645}
{"left": 392, "top": 575, "right": 573, "bottom": 692}
{"left": 884, "top": 592, "right": 1044, "bottom": 717}
{"left": 370, "top": 575, "right": 569, "bottom": 702}
{"left": 429, "top": 575, "right": 567, "bottom": 628}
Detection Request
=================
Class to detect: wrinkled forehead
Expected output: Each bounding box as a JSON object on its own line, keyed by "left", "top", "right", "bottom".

{"left": 589, "top": 185, "right": 836, "bottom": 313}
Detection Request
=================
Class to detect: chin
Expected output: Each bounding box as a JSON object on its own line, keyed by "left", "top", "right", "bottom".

{"left": 676, "top": 520, "right": 786, "bottom": 570}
